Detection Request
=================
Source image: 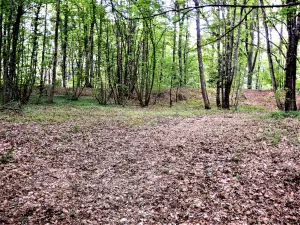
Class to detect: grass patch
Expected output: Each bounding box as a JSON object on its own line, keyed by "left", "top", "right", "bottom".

{"left": 234, "top": 105, "right": 269, "bottom": 112}
{"left": 266, "top": 111, "right": 300, "bottom": 120}
{"left": 0, "top": 95, "right": 220, "bottom": 124}
{"left": 0, "top": 94, "right": 275, "bottom": 125}
{"left": 30, "top": 95, "right": 100, "bottom": 108}
{"left": 264, "top": 127, "right": 287, "bottom": 145}
{"left": 0, "top": 147, "right": 14, "bottom": 164}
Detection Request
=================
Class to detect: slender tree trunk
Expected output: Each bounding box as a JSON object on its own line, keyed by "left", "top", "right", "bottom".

{"left": 2, "top": 0, "right": 13, "bottom": 105}
{"left": 38, "top": 4, "right": 48, "bottom": 102}
{"left": 61, "top": 2, "right": 68, "bottom": 88}
{"left": 260, "top": 0, "right": 283, "bottom": 110}
{"left": 183, "top": 22, "right": 189, "bottom": 87}
{"left": 285, "top": 0, "right": 299, "bottom": 111}
{"left": 176, "top": 6, "right": 184, "bottom": 100}
{"left": 145, "top": 23, "right": 156, "bottom": 106}
{"left": 0, "top": 1, "right": 3, "bottom": 86}
{"left": 89, "top": 0, "right": 95, "bottom": 88}
{"left": 246, "top": 10, "right": 259, "bottom": 89}
{"left": 194, "top": 0, "right": 210, "bottom": 109}
{"left": 116, "top": 23, "right": 123, "bottom": 102}
{"left": 49, "top": 0, "right": 60, "bottom": 104}
{"left": 23, "top": 4, "right": 41, "bottom": 103}
{"left": 159, "top": 37, "right": 165, "bottom": 92}
{"left": 216, "top": 4, "right": 221, "bottom": 108}
{"left": 222, "top": 2, "right": 237, "bottom": 109}
{"left": 170, "top": 17, "right": 177, "bottom": 107}
{"left": 7, "top": 4, "right": 23, "bottom": 103}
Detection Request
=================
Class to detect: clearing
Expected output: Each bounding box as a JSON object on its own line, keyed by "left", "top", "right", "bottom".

{"left": 0, "top": 90, "right": 300, "bottom": 224}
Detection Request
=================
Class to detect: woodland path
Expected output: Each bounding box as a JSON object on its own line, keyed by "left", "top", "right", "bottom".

{"left": 1, "top": 113, "right": 299, "bottom": 224}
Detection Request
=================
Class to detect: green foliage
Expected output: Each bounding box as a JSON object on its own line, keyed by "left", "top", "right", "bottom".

{"left": 71, "top": 125, "right": 81, "bottom": 133}
{"left": 233, "top": 105, "right": 267, "bottom": 112}
{"left": 163, "top": 167, "right": 169, "bottom": 174}
{"left": 264, "top": 127, "right": 285, "bottom": 145}
{"left": 266, "top": 111, "right": 300, "bottom": 120}
{"left": 0, "top": 147, "right": 14, "bottom": 164}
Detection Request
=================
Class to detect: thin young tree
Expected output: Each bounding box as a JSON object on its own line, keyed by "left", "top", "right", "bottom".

{"left": 194, "top": 0, "right": 210, "bottom": 109}
{"left": 49, "top": 0, "right": 60, "bottom": 104}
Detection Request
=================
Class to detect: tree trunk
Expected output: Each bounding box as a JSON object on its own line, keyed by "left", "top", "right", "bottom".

{"left": 61, "top": 2, "right": 68, "bottom": 88}
{"left": 2, "top": 0, "right": 13, "bottom": 105}
{"left": 23, "top": 4, "right": 40, "bottom": 104}
{"left": 222, "top": 2, "right": 237, "bottom": 109}
{"left": 216, "top": 4, "right": 221, "bottom": 108}
{"left": 194, "top": 0, "right": 210, "bottom": 109}
{"left": 260, "top": 0, "right": 283, "bottom": 110}
{"left": 285, "top": 0, "right": 299, "bottom": 111}
{"left": 6, "top": 4, "right": 23, "bottom": 103}
{"left": 88, "top": 0, "right": 96, "bottom": 88}
{"left": 170, "top": 12, "right": 177, "bottom": 107}
{"left": 49, "top": 0, "right": 60, "bottom": 104}
{"left": 0, "top": 1, "right": 3, "bottom": 86}
{"left": 38, "top": 4, "right": 48, "bottom": 102}
{"left": 183, "top": 21, "right": 189, "bottom": 87}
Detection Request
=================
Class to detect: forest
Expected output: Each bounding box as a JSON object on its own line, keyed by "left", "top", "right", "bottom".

{"left": 0, "top": 0, "right": 300, "bottom": 224}
{"left": 0, "top": 0, "right": 299, "bottom": 110}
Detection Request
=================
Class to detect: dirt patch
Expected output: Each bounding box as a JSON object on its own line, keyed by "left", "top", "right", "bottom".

{"left": 242, "top": 90, "right": 300, "bottom": 109}
{"left": 1, "top": 114, "right": 300, "bottom": 224}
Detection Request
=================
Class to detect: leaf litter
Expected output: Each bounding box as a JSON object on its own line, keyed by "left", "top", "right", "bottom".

{"left": 0, "top": 113, "right": 299, "bottom": 224}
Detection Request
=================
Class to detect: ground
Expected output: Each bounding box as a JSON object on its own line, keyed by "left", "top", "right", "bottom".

{"left": 0, "top": 90, "right": 300, "bottom": 224}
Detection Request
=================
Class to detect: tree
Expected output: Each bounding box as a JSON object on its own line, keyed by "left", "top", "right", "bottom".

{"left": 285, "top": 0, "right": 299, "bottom": 111}
{"left": 260, "top": 0, "right": 283, "bottom": 110}
{"left": 49, "top": 0, "right": 60, "bottom": 104}
{"left": 194, "top": 0, "right": 210, "bottom": 109}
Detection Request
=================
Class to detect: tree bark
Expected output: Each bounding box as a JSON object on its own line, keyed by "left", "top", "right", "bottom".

{"left": 5, "top": 3, "right": 23, "bottom": 104}
{"left": 49, "top": 0, "right": 60, "bottom": 104}
{"left": 260, "top": 0, "right": 283, "bottom": 110}
{"left": 285, "top": 0, "right": 299, "bottom": 111}
{"left": 0, "top": 1, "right": 3, "bottom": 86}
{"left": 61, "top": 2, "right": 68, "bottom": 88}
{"left": 23, "top": 4, "right": 41, "bottom": 103}
{"left": 194, "top": 0, "right": 210, "bottom": 109}
{"left": 170, "top": 9, "right": 177, "bottom": 107}
{"left": 38, "top": 4, "right": 48, "bottom": 102}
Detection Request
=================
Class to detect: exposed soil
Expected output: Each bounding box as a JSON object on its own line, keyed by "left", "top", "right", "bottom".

{"left": 1, "top": 113, "right": 299, "bottom": 224}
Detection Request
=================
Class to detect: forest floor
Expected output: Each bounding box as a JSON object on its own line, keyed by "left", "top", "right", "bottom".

{"left": 0, "top": 89, "right": 300, "bottom": 224}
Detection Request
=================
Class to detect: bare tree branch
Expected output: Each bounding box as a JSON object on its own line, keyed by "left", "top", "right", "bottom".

{"left": 113, "top": 2, "right": 300, "bottom": 20}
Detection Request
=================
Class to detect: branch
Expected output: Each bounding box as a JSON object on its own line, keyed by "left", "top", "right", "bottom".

{"left": 113, "top": 2, "right": 300, "bottom": 20}
{"left": 200, "top": 8, "right": 253, "bottom": 48}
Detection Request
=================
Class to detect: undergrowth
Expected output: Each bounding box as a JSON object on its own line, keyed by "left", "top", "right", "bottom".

{"left": 266, "top": 111, "right": 300, "bottom": 120}
{"left": 0, "top": 94, "right": 278, "bottom": 124}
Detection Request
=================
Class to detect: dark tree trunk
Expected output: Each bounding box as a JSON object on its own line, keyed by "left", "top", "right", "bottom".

{"left": 221, "top": 1, "right": 237, "bottom": 109}
{"left": 0, "top": 1, "right": 3, "bottom": 86}
{"left": 116, "top": 26, "right": 122, "bottom": 90}
{"left": 285, "top": 0, "right": 299, "bottom": 111}
{"left": 49, "top": 0, "right": 60, "bottom": 104}
{"left": 61, "top": 2, "right": 68, "bottom": 88}
{"left": 38, "top": 4, "right": 48, "bottom": 101}
{"left": 4, "top": 4, "right": 23, "bottom": 104}
{"left": 216, "top": 3, "right": 221, "bottom": 108}
{"left": 88, "top": 0, "right": 95, "bottom": 88}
